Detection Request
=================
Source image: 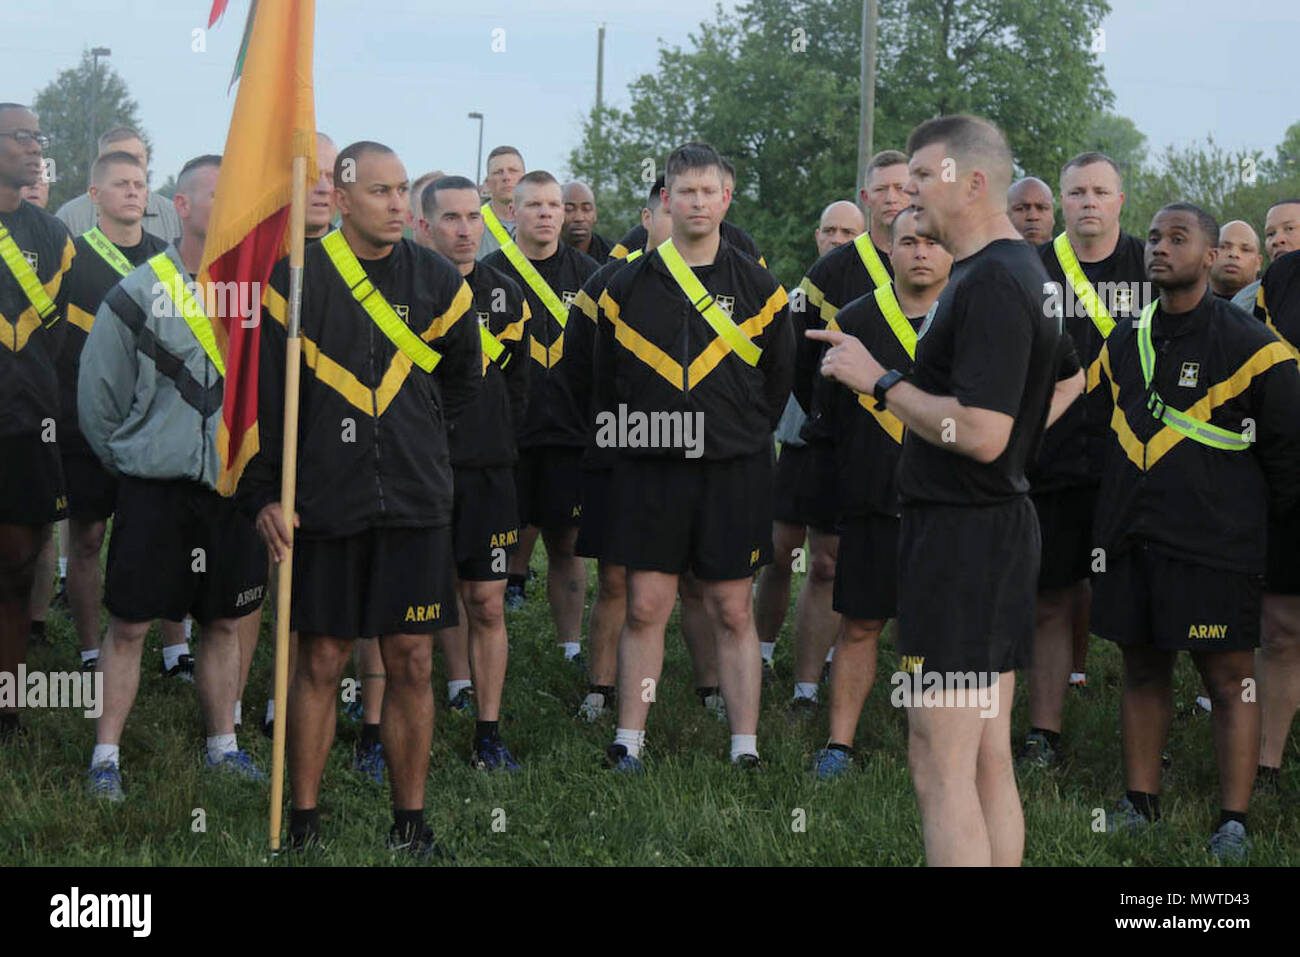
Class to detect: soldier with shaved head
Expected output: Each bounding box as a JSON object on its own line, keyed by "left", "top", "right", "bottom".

{"left": 239, "top": 140, "right": 481, "bottom": 854}
{"left": 1008, "top": 176, "right": 1054, "bottom": 245}
{"left": 562, "top": 180, "right": 612, "bottom": 260}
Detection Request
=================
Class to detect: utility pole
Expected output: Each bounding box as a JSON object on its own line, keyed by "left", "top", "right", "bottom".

{"left": 594, "top": 22, "right": 606, "bottom": 196}
{"left": 468, "top": 111, "right": 484, "bottom": 193}
{"left": 855, "top": 1, "right": 877, "bottom": 210}
{"left": 89, "top": 47, "right": 111, "bottom": 170}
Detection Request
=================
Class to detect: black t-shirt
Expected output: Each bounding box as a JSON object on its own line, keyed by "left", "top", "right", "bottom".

{"left": 897, "top": 238, "right": 1079, "bottom": 506}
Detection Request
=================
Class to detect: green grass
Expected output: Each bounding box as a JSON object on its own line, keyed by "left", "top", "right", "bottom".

{"left": 4, "top": 555, "right": 1298, "bottom": 866}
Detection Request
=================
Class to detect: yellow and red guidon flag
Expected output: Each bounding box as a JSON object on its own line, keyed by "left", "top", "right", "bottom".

{"left": 201, "top": 0, "right": 316, "bottom": 495}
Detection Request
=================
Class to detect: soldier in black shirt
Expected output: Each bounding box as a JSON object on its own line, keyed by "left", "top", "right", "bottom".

{"left": 59, "top": 151, "right": 167, "bottom": 672}
{"left": 1023, "top": 152, "right": 1147, "bottom": 767}
{"left": 483, "top": 171, "right": 597, "bottom": 661}
{"left": 421, "top": 175, "right": 529, "bottom": 770}
{"left": 0, "top": 103, "right": 75, "bottom": 742}
{"left": 807, "top": 209, "right": 952, "bottom": 778}
{"left": 812, "top": 116, "right": 1083, "bottom": 866}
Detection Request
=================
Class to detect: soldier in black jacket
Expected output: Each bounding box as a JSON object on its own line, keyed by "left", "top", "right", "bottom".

{"left": 483, "top": 171, "right": 597, "bottom": 661}
{"left": 1256, "top": 201, "right": 1300, "bottom": 784}
{"left": 242, "top": 142, "right": 480, "bottom": 854}
{"left": 0, "top": 103, "right": 74, "bottom": 743}
{"left": 1093, "top": 204, "right": 1300, "bottom": 860}
{"left": 420, "top": 175, "right": 529, "bottom": 770}
{"left": 593, "top": 143, "right": 793, "bottom": 771}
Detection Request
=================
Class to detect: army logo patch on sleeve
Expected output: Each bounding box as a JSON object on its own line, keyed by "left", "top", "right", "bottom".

{"left": 1178, "top": 361, "right": 1200, "bottom": 388}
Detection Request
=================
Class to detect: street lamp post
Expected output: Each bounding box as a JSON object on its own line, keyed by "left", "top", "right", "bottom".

{"left": 468, "top": 112, "right": 484, "bottom": 194}
{"left": 88, "top": 47, "right": 112, "bottom": 169}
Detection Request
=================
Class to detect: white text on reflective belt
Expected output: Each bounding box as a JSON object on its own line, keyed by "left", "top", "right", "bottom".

{"left": 83, "top": 227, "right": 133, "bottom": 277}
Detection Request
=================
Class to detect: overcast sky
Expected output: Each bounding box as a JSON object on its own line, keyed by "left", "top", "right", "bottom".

{"left": 3, "top": 0, "right": 1297, "bottom": 202}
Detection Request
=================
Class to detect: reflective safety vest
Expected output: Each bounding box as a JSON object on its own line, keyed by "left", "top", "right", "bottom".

{"left": 146, "top": 252, "right": 226, "bottom": 377}
{"left": 1053, "top": 231, "right": 1116, "bottom": 339}
{"left": 625, "top": 248, "right": 643, "bottom": 263}
{"left": 657, "top": 238, "right": 761, "bottom": 367}
{"left": 1135, "top": 300, "right": 1250, "bottom": 452}
{"left": 320, "top": 229, "right": 442, "bottom": 373}
{"left": 853, "top": 232, "right": 892, "bottom": 290}
{"left": 82, "top": 227, "right": 133, "bottom": 277}
{"left": 0, "top": 223, "right": 56, "bottom": 323}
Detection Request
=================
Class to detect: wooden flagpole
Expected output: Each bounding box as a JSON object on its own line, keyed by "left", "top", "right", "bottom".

{"left": 270, "top": 153, "right": 308, "bottom": 851}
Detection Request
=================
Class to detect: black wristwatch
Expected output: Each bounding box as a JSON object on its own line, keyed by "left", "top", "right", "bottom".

{"left": 873, "top": 369, "right": 905, "bottom": 409}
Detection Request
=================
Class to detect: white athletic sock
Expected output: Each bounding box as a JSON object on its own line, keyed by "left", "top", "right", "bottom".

{"left": 58, "top": 556, "right": 68, "bottom": 578}
{"left": 206, "top": 733, "right": 237, "bottom": 763}
{"left": 793, "top": 682, "right": 818, "bottom": 701}
{"left": 447, "top": 679, "right": 472, "bottom": 703}
{"left": 91, "top": 743, "right": 119, "bottom": 769}
{"left": 730, "top": 734, "right": 758, "bottom": 762}
{"left": 264, "top": 699, "right": 275, "bottom": 723}
{"left": 81, "top": 649, "right": 99, "bottom": 666}
{"left": 560, "top": 641, "right": 581, "bottom": 660}
{"left": 161, "top": 643, "right": 190, "bottom": 671}
{"left": 613, "top": 727, "right": 644, "bottom": 759}
{"left": 183, "top": 617, "right": 193, "bottom": 639}
{"left": 233, "top": 700, "right": 242, "bottom": 725}
{"left": 1069, "top": 672, "right": 1086, "bottom": 684}
{"left": 759, "top": 641, "right": 775, "bottom": 664}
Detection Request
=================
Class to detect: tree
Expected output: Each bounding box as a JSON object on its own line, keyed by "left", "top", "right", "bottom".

{"left": 31, "top": 49, "right": 148, "bottom": 210}
{"left": 570, "top": 0, "right": 1113, "bottom": 283}
{"left": 1083, "top": 113, "right": 1147, "bottom": 173}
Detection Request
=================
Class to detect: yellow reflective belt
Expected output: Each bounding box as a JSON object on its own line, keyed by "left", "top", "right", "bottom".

{"left": 82, "top": 227, "right": 133, "bottom": 277}
{"left": 320, "top": 230, "right": 442, "bottom": 373}
{"left": 625, "top": 248, "right": 643, "bottom": 262}
{"left": 873, "top": 283, "right": 915, "bottom": 360}
{"left": 481, "top": 202, "right": 513, "bottom": 249}
{"left": 0, "top": 224, "right": 56, "bottom": 321}
{"left": 480, "top": 322, "right": 507, "bottom": 365}
{"left": 853, "top": 232, "right": 892, "bottom": 289}
{"left": 1134, "top": 300, "right": 1250, "bottom": 452}
{"left": 147, "top": 252, "right": 225, "bottom": 377}
{"left": 1054, "top": 232, "right": 1116, "bottom": 340}
{"left": 657, "top": 238, "right": 761, "bottom": 367}
{"left": 498, "top": 236, "right": 569, "bottom": 327}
